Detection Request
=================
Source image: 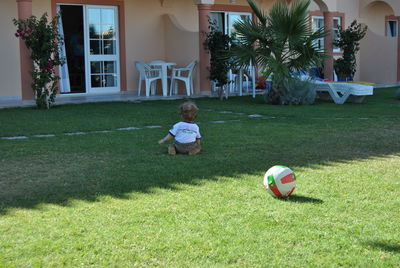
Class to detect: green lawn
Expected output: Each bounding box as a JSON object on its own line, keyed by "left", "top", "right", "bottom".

{"left": 0, "top": 88, "right": 399, "bottom": 267}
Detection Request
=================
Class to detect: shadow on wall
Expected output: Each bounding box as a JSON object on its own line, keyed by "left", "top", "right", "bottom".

{"left": 359, "top": 28, "right": 398, "bottom": 84}
{"left": 164, "top": 14, "right": 200, "bottom": 94}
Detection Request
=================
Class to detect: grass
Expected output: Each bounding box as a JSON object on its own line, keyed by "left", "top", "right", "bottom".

{"left": 0, "top": 88, "right": 399, "bottom": 267}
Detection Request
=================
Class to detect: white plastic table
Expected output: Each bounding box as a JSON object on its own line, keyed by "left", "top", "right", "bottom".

{"left": 149, "top": 61, "right": 176, "bottom": 96}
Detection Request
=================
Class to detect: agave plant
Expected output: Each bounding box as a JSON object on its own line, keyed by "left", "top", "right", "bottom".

{"left": 230, "top": 0, "right": 327, "bottom": 104}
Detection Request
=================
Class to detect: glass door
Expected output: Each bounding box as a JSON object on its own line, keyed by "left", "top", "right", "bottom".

{"left": 225, "top": 12, "right": 252, "bottom": 37}
{"left": 85, "top": 6, "right": 120, "bottom": 93}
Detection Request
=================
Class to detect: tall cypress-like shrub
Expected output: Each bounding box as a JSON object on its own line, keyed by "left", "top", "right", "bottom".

{"left": 203, "top": 20, "right": 233, "bottom": 100}
{"left": 334, "top": 20, "right": 367, "bottom": 80}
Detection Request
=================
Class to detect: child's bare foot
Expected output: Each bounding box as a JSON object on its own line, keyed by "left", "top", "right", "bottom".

{"left": 188, "top": 147, "right": 201, "bottom": 155}
{"left": 168, "top": 144, "right": 176, "bottom": 155}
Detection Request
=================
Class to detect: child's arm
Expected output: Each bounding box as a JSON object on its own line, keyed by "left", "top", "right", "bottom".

{"left": 158, "top": 134, "right": 174, "bottom": 144}
{"left": 195, "top": 138, "right": 201, "bottom": 145}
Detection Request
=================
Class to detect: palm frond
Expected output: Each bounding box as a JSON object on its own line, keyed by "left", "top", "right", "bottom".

{"left": 247, "top": 0, "right": 267, "bottom": 25}
{"left": 268, "top": 0, "right": 289, "bottom": 37}
{"left": 229, "top": 0, "right": 326, "bottom": 95}
{"left": 232, "top": 18, "right": 261, "bottom": 45}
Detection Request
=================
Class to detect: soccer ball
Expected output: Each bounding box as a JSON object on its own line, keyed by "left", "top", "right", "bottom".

{"left": 263, "top": 165, "right": 296, "bottom": 197}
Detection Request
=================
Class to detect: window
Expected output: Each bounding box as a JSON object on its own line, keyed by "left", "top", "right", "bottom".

{"left": 209, "top": 11, "right": 252, "bottom": 37}
{"left": 311, "top": 16, "right": 342, "bottom": 52}
{"left": 386, "top": 20, "right": 398, "bottom": 37}
{"left": 312, "top": 16, "right": 324, "bottom": 51}
{"left": 333, "top": 17, "right": 341, "bottom": 52}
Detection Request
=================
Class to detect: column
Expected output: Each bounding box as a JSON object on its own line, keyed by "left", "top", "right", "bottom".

{"left": 197, "top": 4, "right": 212, "bottom": 94}
{"left": 398, "top": 17, "right": 400, "bottom": 82}
{"left": 323, "top": 11, "right": 334, "bottom": 81}
{"left": 16, "top": 0, "right": 34, "bottom": 100}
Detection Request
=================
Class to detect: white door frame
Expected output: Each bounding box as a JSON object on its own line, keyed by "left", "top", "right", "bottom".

{"left": 57, "top": 3, "right": 120, "bottom": 95}
{"left": 85, "top": 5, "right": 120, "bottom": 94}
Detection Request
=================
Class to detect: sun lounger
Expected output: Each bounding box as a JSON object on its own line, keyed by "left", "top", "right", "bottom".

{"left": 313, "top": 81, "right": 374, "bottom": 104}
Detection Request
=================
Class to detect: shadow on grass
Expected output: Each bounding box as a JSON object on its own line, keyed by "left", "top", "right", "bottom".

{"left": 0, "top": 89, "right": 399, "bottom": 214}
{"left": 280, "top": 195, "right": 323, "bottom": 204}
{"left": 366, "top": 241, "right": 400, "bottom": 253}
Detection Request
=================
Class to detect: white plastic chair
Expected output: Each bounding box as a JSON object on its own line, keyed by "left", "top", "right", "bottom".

{"left": 144, "top": 63, "right": 163, "bottom": 97}
{"left": 228, "top": 65, "right": 256, "bottom": 97}
{"left": 169, "top": 60, "right": 197, "bottom": 96}
{"left": 149, "top": 60, "right": 166, "bottom": 65}
{"left": 134, "top": 61, "right": 163, "bottom": 97}
{"left": 134, "top": 61, "right": 148, "bottom": 96}
{"left": 244, "top": 66, "right": 256, "bottom": 97}
{"left": 148, "top": 60, "right": 165, "bottom": 72}
{"left": 211, "top": 81, "right": 226, "bottom": 99}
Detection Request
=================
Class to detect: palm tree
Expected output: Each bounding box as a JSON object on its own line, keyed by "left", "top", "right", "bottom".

{"left": 230, "top": 0, "right": 327, "bottom": 104}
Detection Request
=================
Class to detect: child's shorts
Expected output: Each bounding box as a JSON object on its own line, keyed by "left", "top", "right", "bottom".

{"left": 174, "top": 141, "right": 201, "bottom": 154}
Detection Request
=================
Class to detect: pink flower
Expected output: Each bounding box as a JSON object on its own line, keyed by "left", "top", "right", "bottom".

{"left": 23, "top": 29, "right": 32, "bottom": 37}
{"left": 43, "top": 60, "right": 54, "bottom": 72}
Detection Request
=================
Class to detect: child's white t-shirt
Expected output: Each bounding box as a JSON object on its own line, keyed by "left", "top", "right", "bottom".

{"left": 169, "top": 121, "right": 201, "bottom": 144}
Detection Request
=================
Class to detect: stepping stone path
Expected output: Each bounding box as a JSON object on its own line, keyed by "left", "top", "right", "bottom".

{"left": 0, "top": 109, "right": 370, "bottom": 141}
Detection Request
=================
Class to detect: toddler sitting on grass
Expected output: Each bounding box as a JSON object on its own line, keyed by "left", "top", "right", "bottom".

{"left": 158, "top": 101, "right": 201, "bottom": 155}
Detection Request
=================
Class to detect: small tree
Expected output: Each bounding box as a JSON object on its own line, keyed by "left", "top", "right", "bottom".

{"left": 229, "top": 0, "right": 327, "bottom": 105}
{"left": 334, "top": 20, "right": 367, "bottom": 80}
{"left": 14, "top": 13, "right": 64, "bottom": 109}
{"left": 203, "top": 20, "right": 233, "bottom": 100}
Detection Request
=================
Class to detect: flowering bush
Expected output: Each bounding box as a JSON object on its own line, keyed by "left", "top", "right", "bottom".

{"left": 256, "top": 76, "right": 266, "bottom": 89}
{"left": 13, "top": 13, "right": 64, "bottom": 109}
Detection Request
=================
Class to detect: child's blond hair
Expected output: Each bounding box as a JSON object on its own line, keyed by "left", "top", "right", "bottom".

{"left": 179, "top": 101, "right": 198, "bottom": 122}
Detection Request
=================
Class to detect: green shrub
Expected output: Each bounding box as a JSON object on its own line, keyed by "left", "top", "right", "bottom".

{"left": 271, "top": 78, "right": 316, "bottom": 105}
{"left": 334, "top": 20, "right": 367, "bottom": 80}
{"left": 203, "top": 20, "right": 233, "bottom": 100}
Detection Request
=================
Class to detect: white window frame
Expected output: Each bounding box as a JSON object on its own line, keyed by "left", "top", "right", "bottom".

{"left": 312, "top": 16, "right": 325, "bottom": 51}
{"left": 209, "top": 11, "right": 252, "bottom": 36}
{"left": 225, "top": 12, "right": 252, "bottom": 37}
{"left": 333, "top": 17, "right": 341, "bottom": 53}
{"left": 311, "top": 16, "right": 342, "bottom": 53}
{"left": 386, "top": 20, "right": 398, "bottom": 37}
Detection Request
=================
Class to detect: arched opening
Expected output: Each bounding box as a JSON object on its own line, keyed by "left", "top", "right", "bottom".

{"left": 359, "top": 1, "right": 399, "bottom": 83}
{"left": 313, "top": 0, "right": 328, "bottom": 12}
{"left": 361, "top": 0, "right": 395, "bottom": 35}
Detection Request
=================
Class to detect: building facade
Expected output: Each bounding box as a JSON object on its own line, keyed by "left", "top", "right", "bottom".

{"left": 1, "top": 0, "right": 399, "bottom": 101}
